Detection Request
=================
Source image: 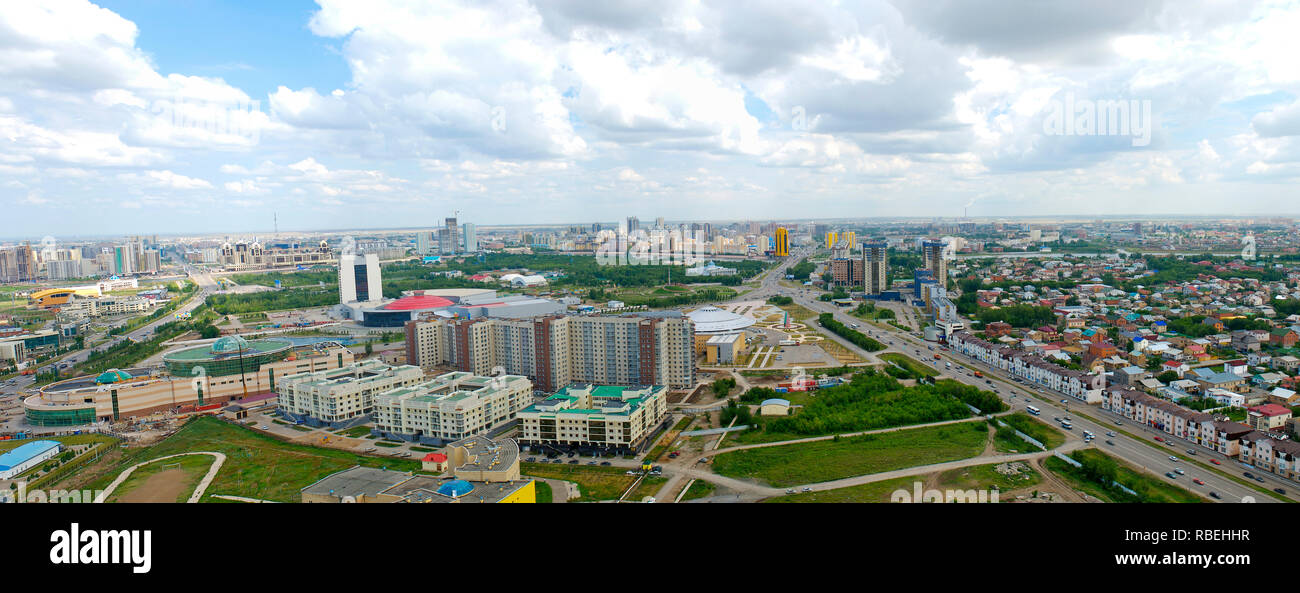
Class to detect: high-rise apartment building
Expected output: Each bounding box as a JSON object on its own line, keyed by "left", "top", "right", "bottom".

{"left": 405, "top": 313, "right": 695, "bottom": 391}
{"left": 863, "top": 241, "right": 888, "bottom": 295}
{"left": 922, "top": 239, "right": 947, "bottom": 288}
{"left": 339, "top": 253, "right": 383, "bottom": 304}
{"left": 0, "top": 243, "right": 37, "bottom": 282}
{"left": 415, "top": 231, "right": 435, "bottom": 256}
{"left": 439, "top": 217, "right": 460, "bottom": 255}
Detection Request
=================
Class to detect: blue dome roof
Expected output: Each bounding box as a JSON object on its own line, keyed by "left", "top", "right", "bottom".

{"left": 210, "top": 335, "right": 250, "bottom": 355}
{"left": 436, "top": 479, "right": 474, "bottom": 498}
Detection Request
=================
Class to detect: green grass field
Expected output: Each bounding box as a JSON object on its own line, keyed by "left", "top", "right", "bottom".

{"left": 879, "top": 352, "right": 938, "bottom": 377}
{"left": 999, "top": 413, "right": 1066, "bottom": 449}
{"left": 82, "top": 417, "right": 422, "bottom": 503}
{"left": 534, "top": 480, "right": 553, "bottom": 503}
{"left": 680, "top": 479, "right": 717, "bottom": 501}
{"left": 107, "top": 455, "right": 214, "bottom": 503}
{"left": 1044, "top": 448, "right": 1203, "bottom": 503}
{"left": 520, "top": 463, "right": 640, "bottom": 502}
{"left": 936, "top": 462, "right": 1042, "bottom": 493}
{"left": 712, "top": 421, "right": 989, "bottom": 487}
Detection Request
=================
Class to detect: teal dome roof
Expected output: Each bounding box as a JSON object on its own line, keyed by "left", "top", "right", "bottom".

{"left": 437, "top": 480, "right": 474, "bottom": 498}
{"left": 95, "top": 369, "right": 132, "bottom": 384}
{"left": 211, "top": 335, "right": 251, "bottom": 355}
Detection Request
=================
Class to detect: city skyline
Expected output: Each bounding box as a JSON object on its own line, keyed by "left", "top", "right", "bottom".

{"left": 4, "top": 0, "right": 1300, "bottom": 236}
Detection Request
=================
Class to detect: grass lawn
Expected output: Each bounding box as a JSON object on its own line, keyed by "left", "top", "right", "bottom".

{"left": 520, "top": 463, "right": 639, "bottom": 502}
{"left": 763, "top": 475, "right": 917, "bottom": 503}
{"left": 1044, "top": 448, "right": 1203, "bottom": 503}
{"left": 335, "top": 426, "right": 373, "bottom": 438}
{"left": 936, "top": 462, "right": 1042, "bottom": 493}
{"left": 879, "top": 352, "right": 938, "bottom": 377}
{"left": 534, "top": 480, "right": 553, "bottom": 503}
{"left": 628, "top": 476, "right": 667, "bottom": 501}
{"left": 81, "top": 417, "right": 422, "bottom": 503}
{"left": 107, "top": 454, "right": 214, "bottom": 503}
{"left": 776, "top": 303, "right": 819, "bottom": 321}
{"left": 999, "top": 413, "right": 1065, "bottom": 449}
{"left": 680, "top": 479, "right": 717, "bottom": 501}
{"left": 712, "top": 421, "right": 989, "bottom": 487}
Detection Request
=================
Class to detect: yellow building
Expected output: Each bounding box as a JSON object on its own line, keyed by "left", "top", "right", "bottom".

{"left": 825, "top": 231, "right": 837, "bottom": 249}
{"left": 775, "top": 227, "right": 789, "bottom": 257}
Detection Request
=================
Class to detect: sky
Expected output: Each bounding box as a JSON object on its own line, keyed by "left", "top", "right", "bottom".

{"left": 4, "top": 0, "right": 1300, "bottom": 238}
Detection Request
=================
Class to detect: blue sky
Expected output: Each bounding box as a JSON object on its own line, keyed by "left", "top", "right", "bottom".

{"left": 3, "top": 0, "right": 1300, "bottom": 239}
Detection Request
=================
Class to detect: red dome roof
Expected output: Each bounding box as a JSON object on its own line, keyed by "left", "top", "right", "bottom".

{"left": 382, "top": 295, "right": 454, "bottom": 311}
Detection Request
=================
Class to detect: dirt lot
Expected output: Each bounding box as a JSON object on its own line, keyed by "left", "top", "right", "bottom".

{"left": 115, "top": 469, "right": 191, "bottom": 503}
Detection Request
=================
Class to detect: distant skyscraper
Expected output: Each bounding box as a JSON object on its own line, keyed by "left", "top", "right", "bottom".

{"left": 775, "top": 227, "right": 790, "bottom": 257}
{"left": 626, "top": 216, "right": 640, "bottom": 234}
{"left": 339, "top": 253, "right": 383, "bottom": 304}
{"left": 463, "top": 222, "right": 477, "bottom": 252}
{"left": 439, "top": 217, "right": 460, "bottom": 255}
{"left": 415, "top": 230, "right": 435, "bottom": 256}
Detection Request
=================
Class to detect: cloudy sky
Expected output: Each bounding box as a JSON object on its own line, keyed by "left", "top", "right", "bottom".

{"left": 3, "top": 0, "right": 1300, "bottom": 237}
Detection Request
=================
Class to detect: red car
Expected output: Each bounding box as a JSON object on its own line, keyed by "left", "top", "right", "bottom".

{"left": 1210, "top": 459, "right": 1221, "bottom": 465}
{"left": 1193, "top": 478, "right": 1205, "bottom": 485}
{"left": 1154, "top": 436, "right": 1164, "bottom": 442}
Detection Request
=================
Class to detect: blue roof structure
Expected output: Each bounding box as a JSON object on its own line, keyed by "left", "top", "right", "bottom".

{"left": 437, "top": 479, "right": 474, "bottom": 498}
{"left": 0, "top": 440, "right": 60, "bottom": 473}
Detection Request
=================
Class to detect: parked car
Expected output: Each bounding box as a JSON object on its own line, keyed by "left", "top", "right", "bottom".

{"left": 600, "top": 461, "right": 611, "bottom": 466}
